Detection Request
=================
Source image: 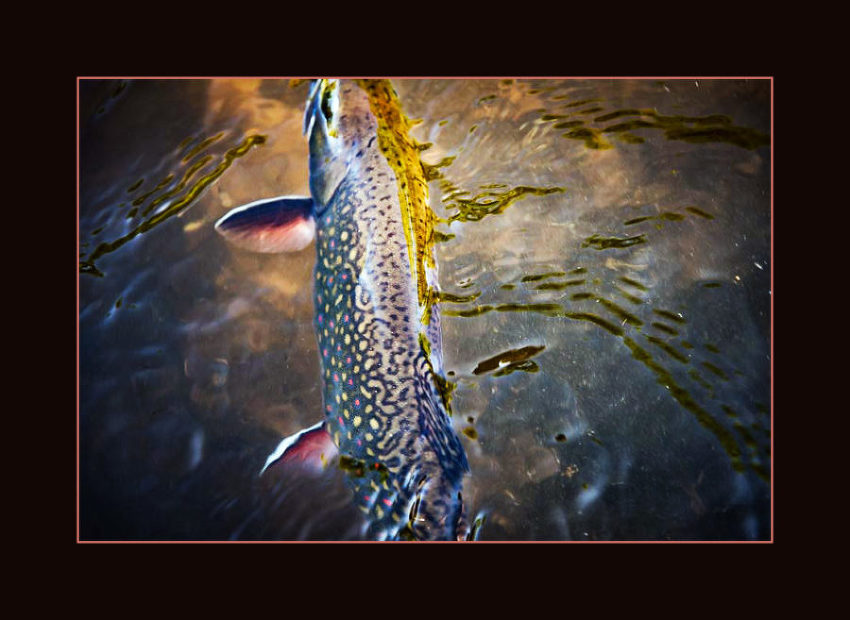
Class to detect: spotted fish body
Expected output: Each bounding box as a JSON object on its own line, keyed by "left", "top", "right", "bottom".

{"left": 216, "top": 79, "right": 473, "bottom": 540}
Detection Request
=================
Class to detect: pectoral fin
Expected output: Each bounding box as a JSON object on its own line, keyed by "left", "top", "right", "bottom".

{"left": 215, "top": 196, "right": 315, "bottom": 253}
{"left": 259, "top": 421, "right": 338, "bottom": 476}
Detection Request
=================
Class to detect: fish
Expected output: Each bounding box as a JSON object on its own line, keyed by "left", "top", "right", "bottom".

{"left": 215, "top": 79, "right": 480, "bottom": 541}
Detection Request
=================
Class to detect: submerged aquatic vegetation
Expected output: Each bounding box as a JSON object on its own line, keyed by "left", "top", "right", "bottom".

{"left": 472, "top": 345, "right": 546, "bottom": 375}
{"left": 442, "top": 184, "right": 565, "bottom": 224}
{"left": 582, "top": 233, "right": 647, "bottom": 250}
{"left": 535, "top": 101, "right": 770, "bottom": 151}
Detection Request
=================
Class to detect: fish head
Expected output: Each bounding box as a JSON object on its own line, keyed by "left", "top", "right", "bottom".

{"left": 303, "top": 79, "right": 376, "bottom": 212}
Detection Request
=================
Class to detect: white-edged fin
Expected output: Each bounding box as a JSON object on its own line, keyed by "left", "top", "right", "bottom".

{"left": 259, "top": 420, "right": 335, "bottom": 476}
{"left": 215, "top": 196, "right": 315, "bottom": 253}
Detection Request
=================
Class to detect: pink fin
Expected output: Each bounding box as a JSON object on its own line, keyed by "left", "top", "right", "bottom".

{"left": 215, "top": 196, "right": 315, "bottom": 253}
{"left": 260, "top": 421, "right": 338, "bottom": 475}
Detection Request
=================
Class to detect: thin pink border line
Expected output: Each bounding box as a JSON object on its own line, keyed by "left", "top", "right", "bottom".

{"left": 76, "top": 77, "right": 774, "bottom": 544}
{"left": 770, "top": 77, "right": 774, "bottom": 541}
{"left": 76, "top": 78, "right": 81, "bottom": 543}
{"left": 77, "top": 539, "right": 772, "bottom": 544}
{"left": 77, "top": 76, "right": 773, "bottom": 80}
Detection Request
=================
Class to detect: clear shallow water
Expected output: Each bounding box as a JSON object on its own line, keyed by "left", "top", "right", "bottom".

{"left": 79, "top": 78, "right": 771, "bottom": 541}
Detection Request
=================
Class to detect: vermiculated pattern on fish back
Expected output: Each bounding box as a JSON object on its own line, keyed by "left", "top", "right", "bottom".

{"left": 312, "top": 110, "right": 468, "bottom": 539}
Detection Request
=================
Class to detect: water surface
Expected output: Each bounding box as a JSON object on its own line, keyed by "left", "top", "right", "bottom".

{"left": 79, "top": 78, "right": 771, "bottom": 540}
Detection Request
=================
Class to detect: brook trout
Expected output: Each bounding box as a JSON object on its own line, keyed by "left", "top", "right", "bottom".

{"left": 215, "top": 79, "right": 478, "bottom": 541}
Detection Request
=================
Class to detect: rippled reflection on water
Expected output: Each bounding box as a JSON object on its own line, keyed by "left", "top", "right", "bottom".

{"left": 79, "top": 78, "right": 770, "bottom": 540}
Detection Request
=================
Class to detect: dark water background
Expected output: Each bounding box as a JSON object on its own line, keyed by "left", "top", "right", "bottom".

{"left": 79, "top": 78, "right": 771, "bottom": 541}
